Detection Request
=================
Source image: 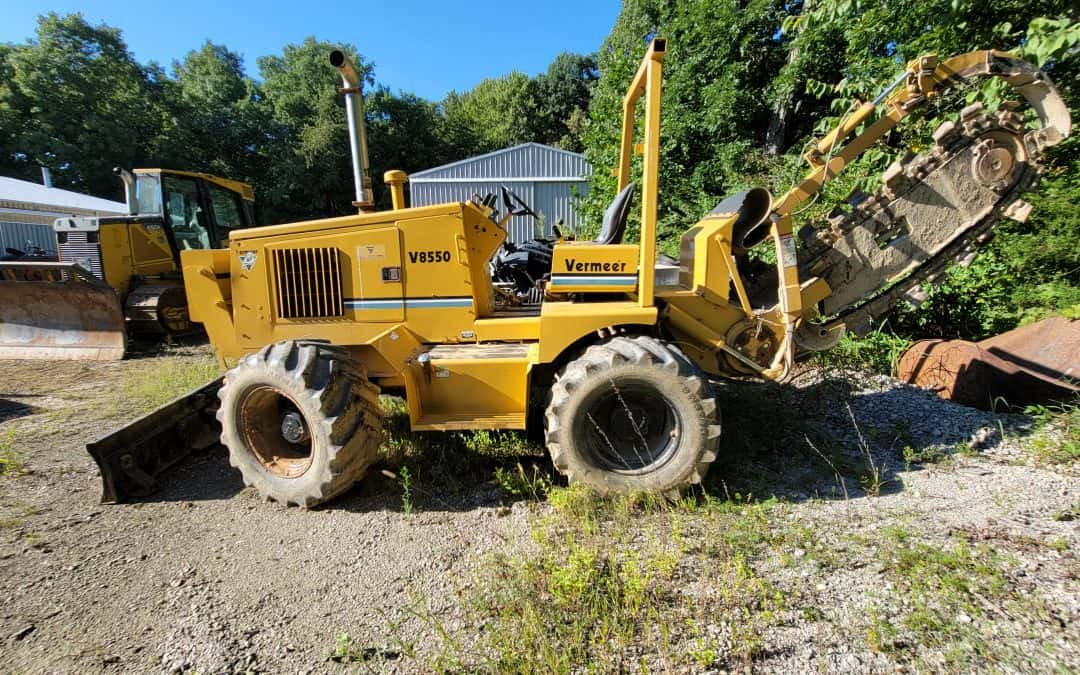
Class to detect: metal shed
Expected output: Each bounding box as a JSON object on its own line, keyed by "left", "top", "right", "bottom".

{"left": 0, "top": 176, "right": 125, "bottom": 256}
{"left": 409, "top": 143, "right": 593, "bottom": 243}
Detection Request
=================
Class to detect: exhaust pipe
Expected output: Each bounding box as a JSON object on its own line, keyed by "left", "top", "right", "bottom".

{"left": 115, "top": 168, "right": 137, "bottom": 215}
{"left": 329, "top": 50, "right": 375, "bottom": 212}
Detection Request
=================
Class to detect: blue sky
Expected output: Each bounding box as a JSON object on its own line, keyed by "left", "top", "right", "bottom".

{"left": 0, "top": 1, "right": 620, "bottom": 100}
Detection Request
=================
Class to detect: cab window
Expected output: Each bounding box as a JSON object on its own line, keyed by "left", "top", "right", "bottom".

{"left": 163, "top": 176, "right": 210, "bottom": 250}
{"left": 208, "top": 184, "right": 245, "bottom": 238}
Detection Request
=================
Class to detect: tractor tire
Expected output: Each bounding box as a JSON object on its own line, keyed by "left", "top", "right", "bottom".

{"left": 545, "top": 335, "right": 721, "bottom": 496}
{"left": 217, "top": 340, "right": 383, "bottom": 507}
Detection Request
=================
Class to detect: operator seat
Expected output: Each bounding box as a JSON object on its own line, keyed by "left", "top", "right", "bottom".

{"left": 594, "top": 183, "right": 635, "bottom": 245}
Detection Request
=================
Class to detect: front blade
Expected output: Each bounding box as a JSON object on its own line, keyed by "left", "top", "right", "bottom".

{"left": 0, "top": 262, "right": 125, "bottom": 360}
{"left": 87, "top": 377, "right": 223, "bottom": 503}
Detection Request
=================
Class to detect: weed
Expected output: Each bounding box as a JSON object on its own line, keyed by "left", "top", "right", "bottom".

{"left": 847, "top": 404, "right": 888, "bottom": 496}
{"left": 398, "top": 466, "right": 414, "bottom": 515}
{"left": 1022, "top": 400, "right": 1080, "bottom": 464}
{"left": 902, "top": 444, "right": 949, "bottom": 468}
{"left": 462, "top": 429, "right": 540, "bottom": 456}
{"left": 408, "top": 487, "right": 801, "bottom": 671}
{"left": 816, "top": 324, "right": 910, "bottom": 375}
{"left": 863, "top": 526, "right": 1048, "bottom": 669}
{"left": 0, "top": 427, "right": 25, "bottom": 477}
{"left": 494, "top": 462, "right": 552, "bottom": 502}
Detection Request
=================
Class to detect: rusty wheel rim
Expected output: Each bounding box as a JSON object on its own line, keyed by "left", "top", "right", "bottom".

{"left": 238, "top": 385, "right": 314, "bottom": 478}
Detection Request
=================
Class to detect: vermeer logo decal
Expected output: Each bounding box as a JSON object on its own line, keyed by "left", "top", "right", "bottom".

{"left": 239, "top": 251, "right": 257, "bottom": 271}
{"left": 563, "top": 258, "right": 629, "bottom": 273}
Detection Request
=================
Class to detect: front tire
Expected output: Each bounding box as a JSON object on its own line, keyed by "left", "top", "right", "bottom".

{"left": 544, "top": 336, "right": 721, "bottom": 495}
{"left": 216, "top": 341, "right": 383, "bottom": 507}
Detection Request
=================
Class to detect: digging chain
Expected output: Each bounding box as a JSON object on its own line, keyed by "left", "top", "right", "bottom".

{"left": 796, "top": 102, "right": 1050, "bottom": 342}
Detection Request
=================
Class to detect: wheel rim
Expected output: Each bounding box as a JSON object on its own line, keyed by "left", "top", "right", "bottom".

{"left": 237, "top": 385, "right": 313, "bottom": 478}
{"left": 573, "top": 377, "right": 681, "bottom": 474}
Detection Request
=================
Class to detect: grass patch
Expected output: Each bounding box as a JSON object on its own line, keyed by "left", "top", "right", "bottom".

{"left": 864, "top": 526, "right": 1054, "bottom": 670}
{"left": 0, "top": 427, "right": 26, "bottom": 477}
{"left": 1022, "top": 400, "right": 1080, "bottom": 464}
{"left": 409, "top": 487, "right": 811, "bottom": 671}
{"left": 815, "top": 325, "right": 911, "bottom": 376}
{"left": 377, "top": 395, "right": 547, "bottom": 509}
{"left": 119, "top": 356, "right": 220, "bottom": 415}
{"left": 494, "top": 462, "right": 552, "bottom": 502}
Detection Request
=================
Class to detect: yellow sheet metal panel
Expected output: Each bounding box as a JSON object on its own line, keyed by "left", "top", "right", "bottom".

{"left": 98, "top": 222, "right": 133, "bottom": 294}
{"left": 461, "top": 206, "right": 506, "bottom": 315}
{"left": 549, "top": 243, "right": 639, "bottom": 293}
{"left": 346, "top": 227, "right": 403, "bottom": 322}
{"left": 538, "top": 300, "right": 657, "bottom": 362}
{"left": 678, "top": 214, "right": 736, "bottom": 303}
{"left": 128, "top": 221, "right": 175, "bottom": 276}
{"left": 229, "top": 202, "right": 462, "bottom": 243}
{"left": 181, "top": 249, "right": 238, "bottom": 364}
{"left": 405, "top": 343, "right": 534, "bottom": 430}
{"left": 473, "top": 315, "right": 541, "bottom": 341}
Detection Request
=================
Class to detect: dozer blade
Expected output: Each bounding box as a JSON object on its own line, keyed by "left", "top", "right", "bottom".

{"left": 87, "top": 377, "right": 223, "bottom": 503}
{"left": 0, "top": 262, "right": 126, "bottom": 360}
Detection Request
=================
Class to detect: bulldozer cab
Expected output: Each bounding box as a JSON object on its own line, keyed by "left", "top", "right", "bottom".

{"left": 133, "top": 169, "right": 255, "bottom": 257}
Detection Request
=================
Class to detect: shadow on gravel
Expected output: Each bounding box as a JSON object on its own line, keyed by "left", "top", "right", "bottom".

{"left": 126, "top": 448, "right": 245, "bottom": 504}
{"left": 707, "top": 372, "right": 1035, "bottom": 504}
{"left": 119, "top": 371, "right": 1036, "bottom": 512}
{"left": 0, "top": 396, "right": 44, "bottom": 423}
{"left": 124, "top": 333, "right": 211, "bottom": 361}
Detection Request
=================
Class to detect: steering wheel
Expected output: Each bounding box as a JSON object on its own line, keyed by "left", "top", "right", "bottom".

{"left": 500, "top": 186, "right": 537, "bottom": 218}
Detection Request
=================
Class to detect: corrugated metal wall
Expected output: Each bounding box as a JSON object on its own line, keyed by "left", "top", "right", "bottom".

{"left": 0, "top": 220, "right": 55, "bottom": 255}
{"left": 410, "top": 143, "right": 592, "bottom": 243}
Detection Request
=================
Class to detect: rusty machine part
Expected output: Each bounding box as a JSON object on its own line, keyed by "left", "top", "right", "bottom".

{"left": 87, "top": 377, "right": 223, "bottom": 502}
{"left": 898, "top": 317, "right": 1079, "bottom": 409}
{"left": 0, "top": 262, "right": 125, "bottom": 361}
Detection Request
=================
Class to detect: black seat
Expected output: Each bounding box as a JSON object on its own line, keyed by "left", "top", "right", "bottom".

{"left": 594, "top": 183, "right": 634, "bottom": 245}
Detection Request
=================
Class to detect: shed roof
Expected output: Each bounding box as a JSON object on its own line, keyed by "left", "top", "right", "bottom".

{"left": 0, "top": 175, "right": 125, "bottom": 214}
{"left": 410, "top": 143, "right": 593, "bottom": 182}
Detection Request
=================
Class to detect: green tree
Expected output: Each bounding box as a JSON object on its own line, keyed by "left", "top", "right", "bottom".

{"left": 168, "top": 42, "right": 272, "bottom": 192}
{"left": 442, "top": 71, "right": 533, "bottom": 155}
{"left": 582, "top": 0, "right": 788, "bottom": 244}
{"left": 525, "top": 52, "right": 599, "bottom": 151}
{"left": 257, "top": 38, "right": 373, "bottom": 221}
{"left": 0, "top": 13, "right": 171, "bottom": 198}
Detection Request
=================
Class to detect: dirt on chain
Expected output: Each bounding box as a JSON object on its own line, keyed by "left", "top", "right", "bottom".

{"left": 0, "top": 341, "right": 1076, "bottom": 673}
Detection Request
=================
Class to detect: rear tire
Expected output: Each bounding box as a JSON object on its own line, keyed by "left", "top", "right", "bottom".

{"left": 544, "top": 336, "right": 721, "bottom": 496}
{"left": 217, "top": 340, "right": 383, "bottom": 507}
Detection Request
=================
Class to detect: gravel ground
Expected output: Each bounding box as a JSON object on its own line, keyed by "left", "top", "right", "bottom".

{"left": 0, "top": 346, "right": 1076, "bottom": 672}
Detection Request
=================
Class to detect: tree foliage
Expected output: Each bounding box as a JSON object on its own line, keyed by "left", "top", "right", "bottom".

{"left": 0, "top": 13, "right": 597, "bottom": 223}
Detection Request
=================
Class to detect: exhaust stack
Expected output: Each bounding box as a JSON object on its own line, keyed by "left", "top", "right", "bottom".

{"left": 329, "top": 50, "right": 375, "bottom": 212}
{"left": 115, "top": 168, "right": 137, "bottom": 215}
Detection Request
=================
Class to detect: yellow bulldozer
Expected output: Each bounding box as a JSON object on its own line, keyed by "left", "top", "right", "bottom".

{"left": 0, "top": 168, "right": 255, "bottom": 360}
{"left": 88, "top": 41, "right": 1070, "bottom": 506}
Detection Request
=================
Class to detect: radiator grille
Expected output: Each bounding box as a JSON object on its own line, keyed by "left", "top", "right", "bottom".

{"left": 272, "top": 247, "right": 344, "bottom": 320}
{"left": 58, "top": 232, "right": 104, "bottom": 279}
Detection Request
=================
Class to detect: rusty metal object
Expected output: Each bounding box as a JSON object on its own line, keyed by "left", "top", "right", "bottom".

{"left": 87, "top": 377, "right": 223, "bottom": 502}
{"left": 898, "top": 317, "right": 1079, "bottom": 409}
{"left": 0, "top": 262, "right": 125, "bottom": 360}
